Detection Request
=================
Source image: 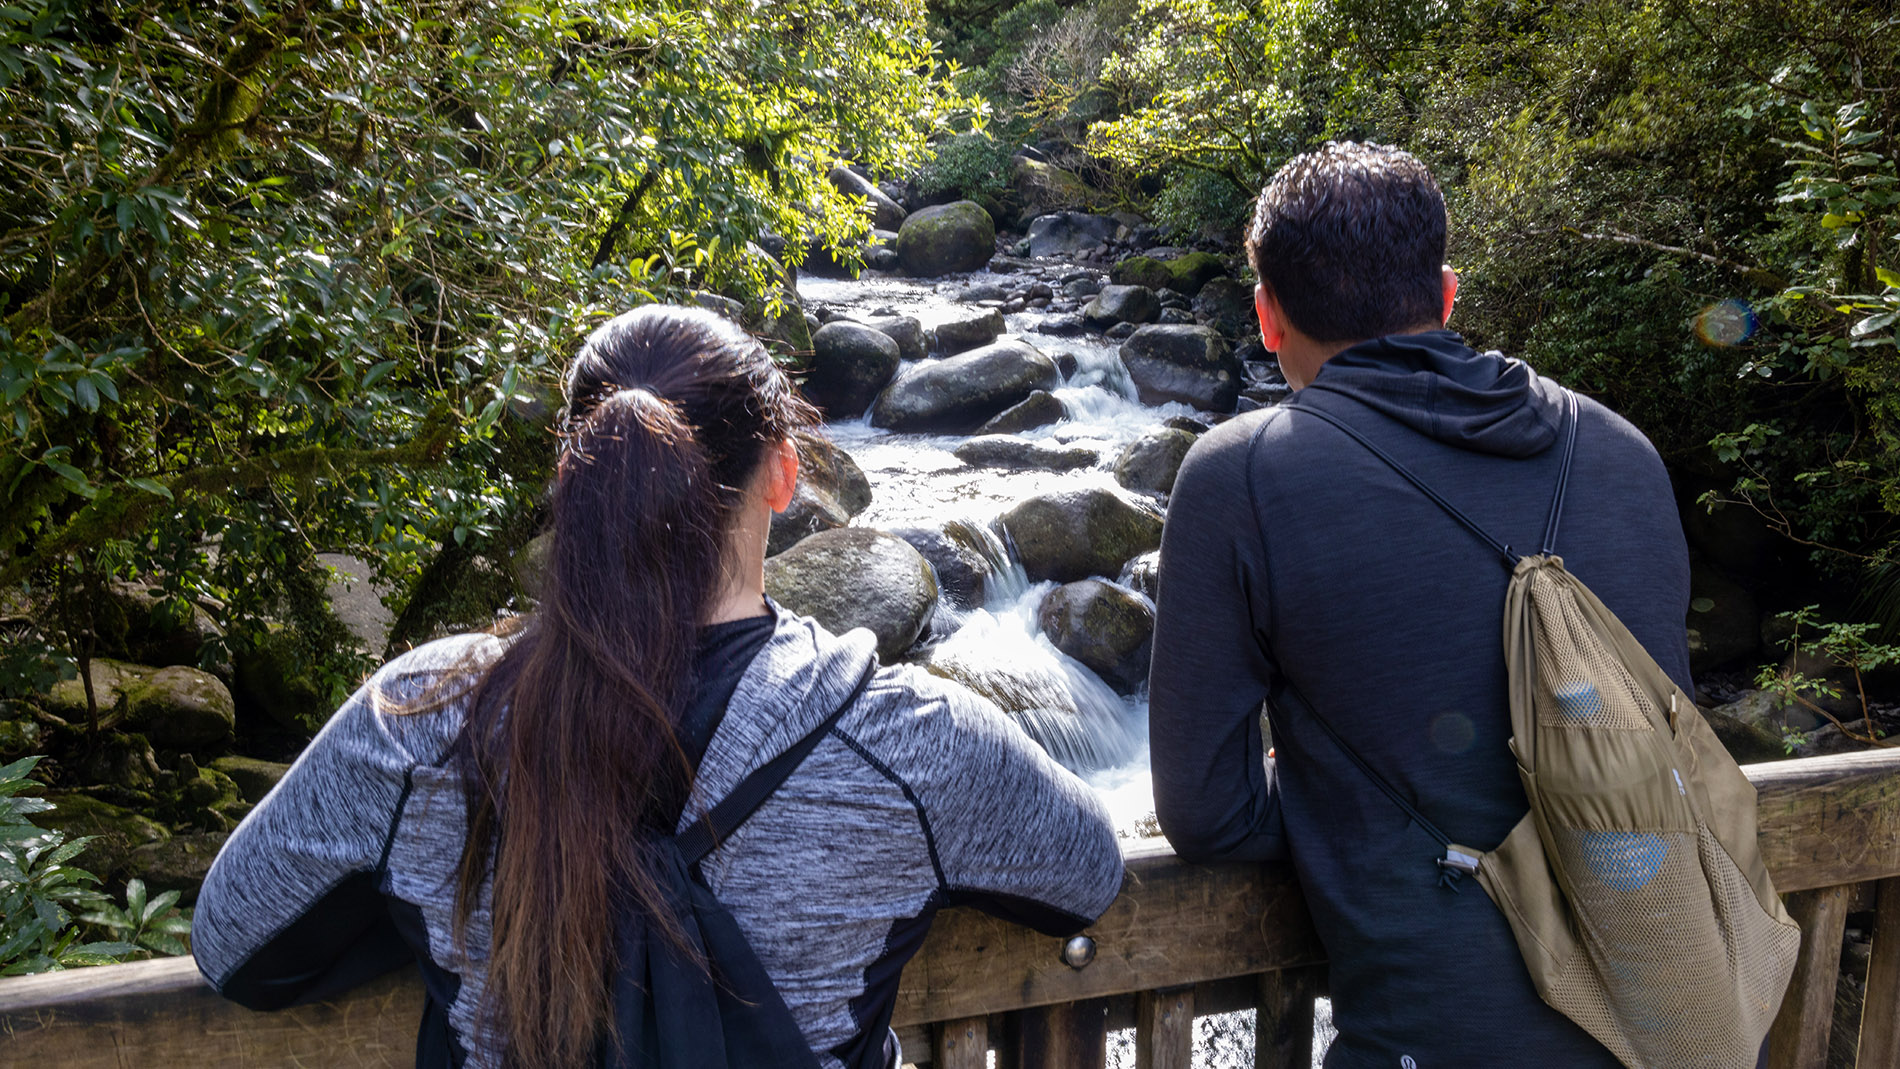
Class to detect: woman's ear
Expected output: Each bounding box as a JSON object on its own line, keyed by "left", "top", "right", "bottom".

{"left": 765, "top": 438, "right": 800, "bottom": 514}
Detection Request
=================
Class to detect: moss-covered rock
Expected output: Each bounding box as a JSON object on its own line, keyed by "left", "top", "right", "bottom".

{"left": 896, "top": 201, "right": 995, "bottom": 277}
{"left": 46, "top": 661, "right": 235, "bottom": 753}
{"left": 998, "top": 488, "right": 1165, "bottom": 583}
{"left": 0, "top": 717, "right": 42, "bottom": 758}
{"left": 32, "top": 792, "right": 170, "bottom": 885}
{"left": 1038, "top": 579, "right": 1156, "bottom": 694}
{"left": 1010, "top": 157, "right": 1093, "bottom": 219}
{"left": 125, "top": 831, "right": 229, "bottom": 905}
{"left": 231, "top": 628, "right": 327, "bottom": 734}
{"left": 209, "top": 755, "right": 292, "bottom": 804}
{"left": 769, "top": 434, "right": 873, "bottom": 556}
{"left": 1111, "top": 251, "right": 1226, "bottom": 296}
{"left": 1114, "top": 428, "right": 1199, "bottom": 495}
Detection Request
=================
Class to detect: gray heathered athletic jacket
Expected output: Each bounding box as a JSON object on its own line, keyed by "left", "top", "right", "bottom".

{"left": 193, "top": 607, "right": 1124, "bottom": 1068}
{"left": 1150, "top": 330, "right": 1691, "bottom": 1068}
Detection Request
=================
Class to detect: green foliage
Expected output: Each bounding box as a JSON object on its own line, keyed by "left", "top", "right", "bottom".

{"left": 79, "top": 878, "right": 192, "bottom": 958}
{"left": 0, "top": 756, "right": 140, "bottom": 974}
{"left": 0, "top": 0, "right": 964, "bottom": 704}
{"left": 1151, "top": 167, "right": 1255, "bottom": 240}
{"left": 1755, "top": 606, "right": 1900, "bottom": 746}
{"left": 917, "top": 131, "right": 1014, "bottom": 202}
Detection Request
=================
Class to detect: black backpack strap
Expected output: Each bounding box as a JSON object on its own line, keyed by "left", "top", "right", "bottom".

{"left": 1538, "top": 391, "right": 1581, "bottom": 557}
{"left": 675, "top": 660, "right": 879, "bottom": 868}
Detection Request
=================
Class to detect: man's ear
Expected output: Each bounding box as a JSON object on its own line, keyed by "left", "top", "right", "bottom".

{"left": 1255, "top": 283, "right": 1286, "bottom": 353}
{"left": 1441, "top": 266, "right": 1459, "bottom": 326}
{"left": 765, "top": 438, "right": 799, "bottom": 514}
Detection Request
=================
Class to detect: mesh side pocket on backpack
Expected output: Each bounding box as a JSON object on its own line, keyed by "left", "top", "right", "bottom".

{"left": 1698, "top": 823, "right": 1802, "bottom": 1044}
{"left": 1546, "top": 824, "right": 1764, "bottom": 1069}
{"left": 1528, "top": 569, "right": 1655, "bottom": 732}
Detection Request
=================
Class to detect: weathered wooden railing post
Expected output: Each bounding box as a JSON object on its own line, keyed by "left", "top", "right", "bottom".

{"left": 4, "top": 751, "right": 1900, "bottom": 1068}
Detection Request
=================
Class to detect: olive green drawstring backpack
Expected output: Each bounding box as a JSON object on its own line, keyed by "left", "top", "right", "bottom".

{"left": 1281, "top": 393, "right": 1802, "bottom": 1069}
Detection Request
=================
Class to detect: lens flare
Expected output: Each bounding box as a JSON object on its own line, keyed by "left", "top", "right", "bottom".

{"left": 1695, "top": 299, "right": 1758, "bottom": 347}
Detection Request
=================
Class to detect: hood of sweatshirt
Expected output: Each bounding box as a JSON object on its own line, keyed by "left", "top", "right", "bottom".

{"left": 675, "top": 604, "right": 880, "bottom": 830}
{"left": 1301, "top": 329, "right": 1564, "bottom": 458}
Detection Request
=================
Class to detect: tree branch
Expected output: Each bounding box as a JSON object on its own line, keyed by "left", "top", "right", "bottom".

{"left": 1527, "top": 225, "right": 1787, "bottom": 290}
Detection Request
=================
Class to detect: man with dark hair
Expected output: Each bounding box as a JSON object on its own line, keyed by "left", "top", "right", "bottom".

{"left": 1149, "top": 141, "right": 1690, "bottom": 1066}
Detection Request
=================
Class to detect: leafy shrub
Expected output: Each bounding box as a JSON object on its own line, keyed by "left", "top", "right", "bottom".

{"left": 0, "top": 756, "right": 151, "bottom": 974}
{"left": 918, "top": 132, "right": 1015, "bottom": 203}
{"left": 1151, "top": 168, "right": 1256, "bottom": 240}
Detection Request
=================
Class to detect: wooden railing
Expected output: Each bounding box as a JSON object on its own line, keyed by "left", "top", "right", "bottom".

{"left": 3, "top": 750, "right": 1900, "bottom": 1068}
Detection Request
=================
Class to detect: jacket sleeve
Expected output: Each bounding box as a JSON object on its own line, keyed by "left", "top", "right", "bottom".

{"left": 1149, "top": 418, "right": 1288, "bottom": 864}
{"left": 913, "top": 679, "right": 1125, "bottom": 935}
{"left": 192, "top": 658, "right": 444, "bottom": 1009}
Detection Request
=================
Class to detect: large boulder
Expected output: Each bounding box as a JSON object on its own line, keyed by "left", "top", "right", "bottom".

{"left": 769, "top": 434, "right": 872, "bottom": 556}
{"left": 765, "top": 528, "right": 938, "bottom": 661}
{"left": 1038, "top": 579, "right": 1156, "bottom": 694}
{"left": 954, "top": 435, "right": 1098, "bottom": 471}
{"left": 1082, "top": 285, "right": 1161, "bottom": 329}
{"left": 870, "top": 339, "right": 1061, "bottom": 434}
{"left": 891, "top": 520, "right": 997, "bottom": 610}
{"left": 897, "top": 201, "right": 996, "bottom": 277}
{"left": 94, "top": 583, "right": 222, "bottom": 670}
{"left": 828, "top": 165, "right": 907, "bottom": 231}
{"left": 47, "top": 660, "right": 236, "bottom": 752}
{"left": 125, "top": 831, "right": 228, "bottom": 905}
{"left": 976, "top": 390, "right": 1067, "bottom": 435}
{"left": 1111, "top": 251, "right": 1226, "bottom": 296}
{"left": 998, "top": 488, "right": 1165, "bottom": 583}
{"left": 1026, "top": 212, "right": 1118, "bottom": 258}
{"left": 32, "top": 793, "right": 170, "bottom": 885}
{"left": 865, "top": 315, "right": 926, "bottom": 362}
{"left": 804, "top": 321, "right": 901, "bottom": 418}
{"left": 1011, "top": 158, "right": 1093, "bottom": 220}
{"left": 1120, "top": 325, "right": 1244, "bottom": 411}
{"left": 1193, "top": 276, "right": 1257, "bottom": 339}
{"left": 932, "top": 308, "right": 1005, "bottom": 355}
{"left": 1114, "top": 427, "right": 1198, "bottom": 494}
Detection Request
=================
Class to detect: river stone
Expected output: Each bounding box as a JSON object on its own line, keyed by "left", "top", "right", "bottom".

{"left": 1111, "top": 251, "right": 1225, "bottom": 296}
{"left": 954, "top": 435, "right": 1098, "bottom": 471}
{"left": 891, "top": 520, "right": 996, "bottom": 609}
{"left": 804, "top": 321, "right": 901, "bottom": 418}
{"left": 72, "top": 731, "right": 163, "bottom": 793}
{"left": 769, "top": 434, "right": 872, "bottom": 556}
{"left": 932, "top": 307, "right": 1006, "bottom": 355}
{"left": 33, "top": 793, "right": 170, "bottom": 885}
{"left": 976, "top": 390, "right": 1067, "bottom": 435}
{"left": 1118, "top": 550, "right": 1161, "bottom": 601}
{"left": 865, "top": 315, "right": 925, "bottom": 362}
{"left": 1699, "top": 703, "right": 1787, "bottom": 764}
{"left": 1120, "top": 325, "right": 1244, "bottom": 412}
{"left": 765, "top": 528, "right": 938, "bottom": 661}
{"left": 1193, "top": 276, "right": 1256, "bottom": 339}
{"left": 828, "top": 165, "right": 907, "bottom": 231}
{"left": 1026, "top": 212, "right": 1118, "bottom": 258}
{"left": 998, "top": 487, "right": 1165, "bottom": 583}
{"left": 210, "top": 755, "right": 293, "bottom": 804}
{"left": 126, "top": 830, "right": 229, "bottom": 905}
{"left": 1038, "top": 579, "right": 1156, "bottom": 694}
{"left": 1115, "top": 428, "right": 1198, "bottom": 494}
{"left": 870, "top": 339, "right": 1061, "bottom": 434}
{"left": 897, "top": 200, "right": 995, "bottom": 277}
{"left": 1082, "top": 285, "right": 1161, "bottom": 329}
{"left": 179, "top": 764, "right": 249, "bottom": 831}
{"left": 1713, "top": 689, "right": 1820, "bottom": 736}
{"left": 47, "top": 660, "right": 236, "bottom": 752}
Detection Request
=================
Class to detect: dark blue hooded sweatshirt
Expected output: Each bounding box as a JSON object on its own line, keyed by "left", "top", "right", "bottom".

{"left": 1149, "top": 330, "right": 1691, "bottom": 1068}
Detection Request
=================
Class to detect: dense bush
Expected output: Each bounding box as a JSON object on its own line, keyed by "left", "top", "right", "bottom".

{"left": 0, "top": 0, "right": 963, "bottom": 706}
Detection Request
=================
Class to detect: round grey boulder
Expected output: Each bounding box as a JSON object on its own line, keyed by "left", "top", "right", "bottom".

{"left": 976, "top": 390, "right": 1067, "bottom": 435}
{"left": 1083, "top": 284, "right": 1161, "bottom": 329}
{"left": 870, "top": 339, "right": 1060, "bottom": 434}
{"left": 47, "top": 660, "right": 236, "bottom": 752}
{"left": 1114, "top": 428, "right": 1198, "bottom": 494}
{"left": 954, "top": 435, "right": 1098, "bottom": 471}
{"left": 866, "top": 315, "right": 926, "bottom": 362}
{"left": 932, "top": 307, "right": 1006, "bottom": 355}
{"left": 897, "top": 200, "right": 996, "bottom": 276}
{"left": 1193, "top": 276, "right": 1256, "bottom": 338}
{"left": 1026, "top": 212, "right": 1118, "bottom": 258}
{"left": 765, "top": 528, "right": 938, "bottom": 662}
{"left": 1038, "top": 579, "right": 1156, "bottom": 694}
{"left": 1119, "top": 324, "right": 1244, "bottom": 411}
{"left": 998, "top": 487, "right": 1165, "bottom": 583}
{"left": 769, "top": 434, "right": 872, "bottom": 556}
{"left": 804, "top": 321, "right": 901, "bottom": 418}
{"left": 210, "top": 755, "right": 293, "bottom": 804}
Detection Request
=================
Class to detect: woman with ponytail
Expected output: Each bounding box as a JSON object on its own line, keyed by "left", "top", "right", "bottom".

{"left": 193, "top": 305, "right": 1123, "bottom": 1069}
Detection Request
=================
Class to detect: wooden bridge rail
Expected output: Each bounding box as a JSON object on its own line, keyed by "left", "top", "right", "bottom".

{"left": 3, "top": 749, "right": 1899, "bottom": 1068}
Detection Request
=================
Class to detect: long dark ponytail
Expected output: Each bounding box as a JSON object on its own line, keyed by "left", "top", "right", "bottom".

{"left": 455, "top": 305, "right": 817, "bottom": 1068}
